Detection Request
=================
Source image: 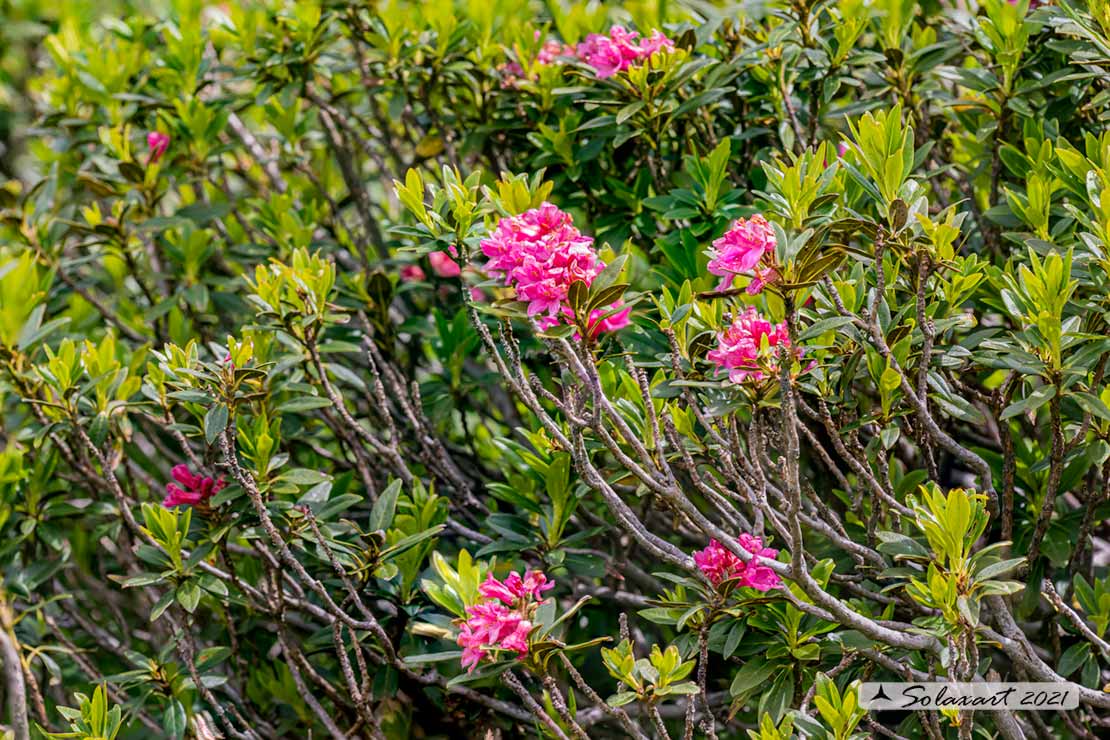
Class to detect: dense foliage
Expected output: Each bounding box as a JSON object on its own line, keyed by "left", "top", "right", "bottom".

{"left": 2, "top": 0, "right": 1110, "bottom": 738}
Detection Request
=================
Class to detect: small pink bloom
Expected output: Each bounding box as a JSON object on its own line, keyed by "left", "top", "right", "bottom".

{"left": 836, "top": 141, "right": 849, "bottom": 158}
{"left": 576, "top": 25, "right": 674, "bottom": 78}
{"left": 460, "top": 645, "right": 484, "bottom": 672}
{"left": 429, "top": 251, "right": 461, "bottom": 278}
{"left": 640, "top": 30, "right": 675, "bottom": 57}
{"left": 400, "top": 264, "right": 426, "bottom": 282}
{"left": 457, "top": 570, "right": 554, "bottom": 672}
{"left": 163, "top": 464, "right": 225, "bottom": 508}
{"left": 736, "top": 534, "right": 782, "bottom": 591}
{"left": 694, "top": 539, "right": 743, "bottom": 585}
{"left": 536, "top": 39, "right": 569, "bottom": 65}
{"left": 478, "top": 573, "right": 521, "bottom": 605}
{"left": 746, "top": 266, "right": 778, "bottom": 296}
{"left": 587, "top": 303, "right": 632, "bottom": 337}
{"left": 694, "top": 536, "right": 782, "bottom": 591}
{"left": 707, "top": 307, "right": 798, "bottom": 384}
{"left": 499, "top": 618, "right": 533, "bottom": 654}
{"left": 577, "top": 34, "right": 625, "bottom": 78}
{"left": 457, "top": 601, "right": 528, "bottom": 671}
{"left": 741, "top": 563, "right": 783, "bottom": 591}
{"left": 147, "top": 131, "right": 170, "bottom": 163}
{"left": 479, "top": 571, "right": 555, "bottom": 604}
{"left": 500, "top": 36, "right": 571, "bottom": 87}
{"left": 520, "top": 570, "right": 556, "bottom": 599}
{"left": 480, "top": 203, "right": 625, "bottom": 336}
{"left": 498, "top": 61, "right": 525, "bottom": 88}
{"left": 707, "top": 215, "right": 776, "bottom": 292}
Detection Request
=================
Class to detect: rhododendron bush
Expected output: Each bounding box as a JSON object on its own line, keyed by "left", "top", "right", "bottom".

{"left": 2, "top": 0, "right": 1110, "bottom": 738}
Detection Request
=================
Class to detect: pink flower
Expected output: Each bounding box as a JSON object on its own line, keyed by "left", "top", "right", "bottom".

{"left": 498, "top": 61, "right": 526, "bottom": 88}
{"left": 537, "top": 39, "right": 570, "bottom": 65}
{"left": 457, "top": 601, "right": 532, "bottom": 671}
{"left": 479, "top": 571, "right": 555, "bottom": 605}
{"left": 746, "top": 266, "right": 778, "bottom": 296}
{"left": 576, "top": 34, "right": 625, "bottom": 78}
{"left": 575, "top": 25, "right": 674, "bottom": 78}
{"left": 694, "top": 539, "right": 743, "bottom": 585}
{"left": 519, "top": 570, "right": 556, "bottom": 599}
{"left": 400, "top": 264, "right": 426, "bottom": 282}
{"left": 694, "top": 536, "right": 782, "bottom": 592}
{"left": 737, "top": 534, "right": 782, "bottom": 591}
{"left": 163, "top": 464, "right": 225, "bottom": 508}
{"left": 479, "top": 574, "right": 520, "bottom": 604}
{"left": 480, "top": 203, "right": 627, "bottom": 335}
{"left": 429, "top": 251, "right": 461, "bottom": 278}
{"left": 499, "top": 36, "right": 572, "bottom": 87}
{"left": 707, "top": 307, "right": 797, "bottom": 384}
{"left": 640, "top": 30, "right": 676, "bottom": 57}
{"left": 147, "top": 131, "right": 170, "bottom": 163}
{"left": 707, "top": 215, "right": 777, "bottom": 292}
{"left": 457, "top": 570, "right": 554, "bottom": 672}
{"left": 836, "top": 141, "right": 849, "bottom": 158}
{"left": 587, "top": 303, "right": 632, "bottom": 336}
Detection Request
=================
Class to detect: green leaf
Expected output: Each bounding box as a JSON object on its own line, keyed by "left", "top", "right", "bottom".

{"left": 275, "top": 396, "right": 333, "bottom": 413}
{"left": 1058, "top": 642, "right": 1090, "bottom": 677}
{"left": 797, "top": 316, "right": 856, "bottom": 342}
{"left": 723, "top": 622, "right": 746, "bottom": 660}
{"left": 729, "top": 659, "right": 777, "bottom": 698}
{"left": 607, "top": 691, "right": 639, "bottom": 707}
{"left": 150, "top": 592, "right": 177, "bottom": 623}
{"left": 1074, "top": 392, "right": 1110, "bottom": 423}
{"left": 176, "top": 580, "right": 201, "bottom": 613}
{"left": 163, "top": 699, "right": 186, "bottom": 740}
{"left": 369, "top": 479, "right": 403, "bottom": 531}
{"left": 592, "top": 254, "right": 629, "bottom": 296}
{"left": 403, "top": 651, "right": 463, "bottom": 665}
{"left": 568, "top": 280, "right": 588, "bottom": 314}
{"left": 973, "top": 557, "right": 1025, "bottom": 581}
{"left": 279, "top": 468, "right": 329, "bottom": 485}
{"left": 1001, "top": 384, "right": 1056, "bottom": 420}
{"left": 586, "top": 284, "right": 629, "bottom": 314}
{"left": 380, "top": 525, "right": 445, "bottom": 561}
{"left": 204, "top": 404, "right": 229, "bottom": 444}
{"left": 117, "top": 573, "right": 166, "bottom": 589}
{"left": 616, "top": 101, "right": 645, "bottom": 125}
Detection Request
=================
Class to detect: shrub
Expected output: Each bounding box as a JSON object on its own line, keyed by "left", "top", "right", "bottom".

{"left": 1, "top": 0, "right": 1109, "bottom": 738}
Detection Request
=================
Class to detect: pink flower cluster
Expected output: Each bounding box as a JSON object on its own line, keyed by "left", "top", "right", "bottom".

{"left": 707, "top": 307, "right": 796, "bottom": 384}
{"left": 500, "top": 33, "right": 573, "bottom": 87}
{"left": 537, "top": 39, "right": 569, "bottom": 65}
{"left": 398, "top": 246, "right": 463, "bottom": 283}
{"left": 694, "top": 536, "right": 782, "bottom": 591}
{"left": 480, "top": 203, "right": 630, "bottom": 335}
{"left": 479, "top": 570, "right": 555, "bottom": 604}
{"left": 399, "top": 264, "right": 425, "bottom": 282}
{"left": 576, "top": 26, "right": 675, "bottom": 78}
{"left": 707, "top": 214, "right": 778, "bottom": 294}
{"left": 163, "top": 464, "right": 225, "bottom": 508}
{"left": 147, "top": 131, "right": 170, "bottom": 163}
{"left": 457, "top": 571, "right": 554, "bottom": 672}
{"left": 429, "top": 249, "right": 461, "bottom": 278}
